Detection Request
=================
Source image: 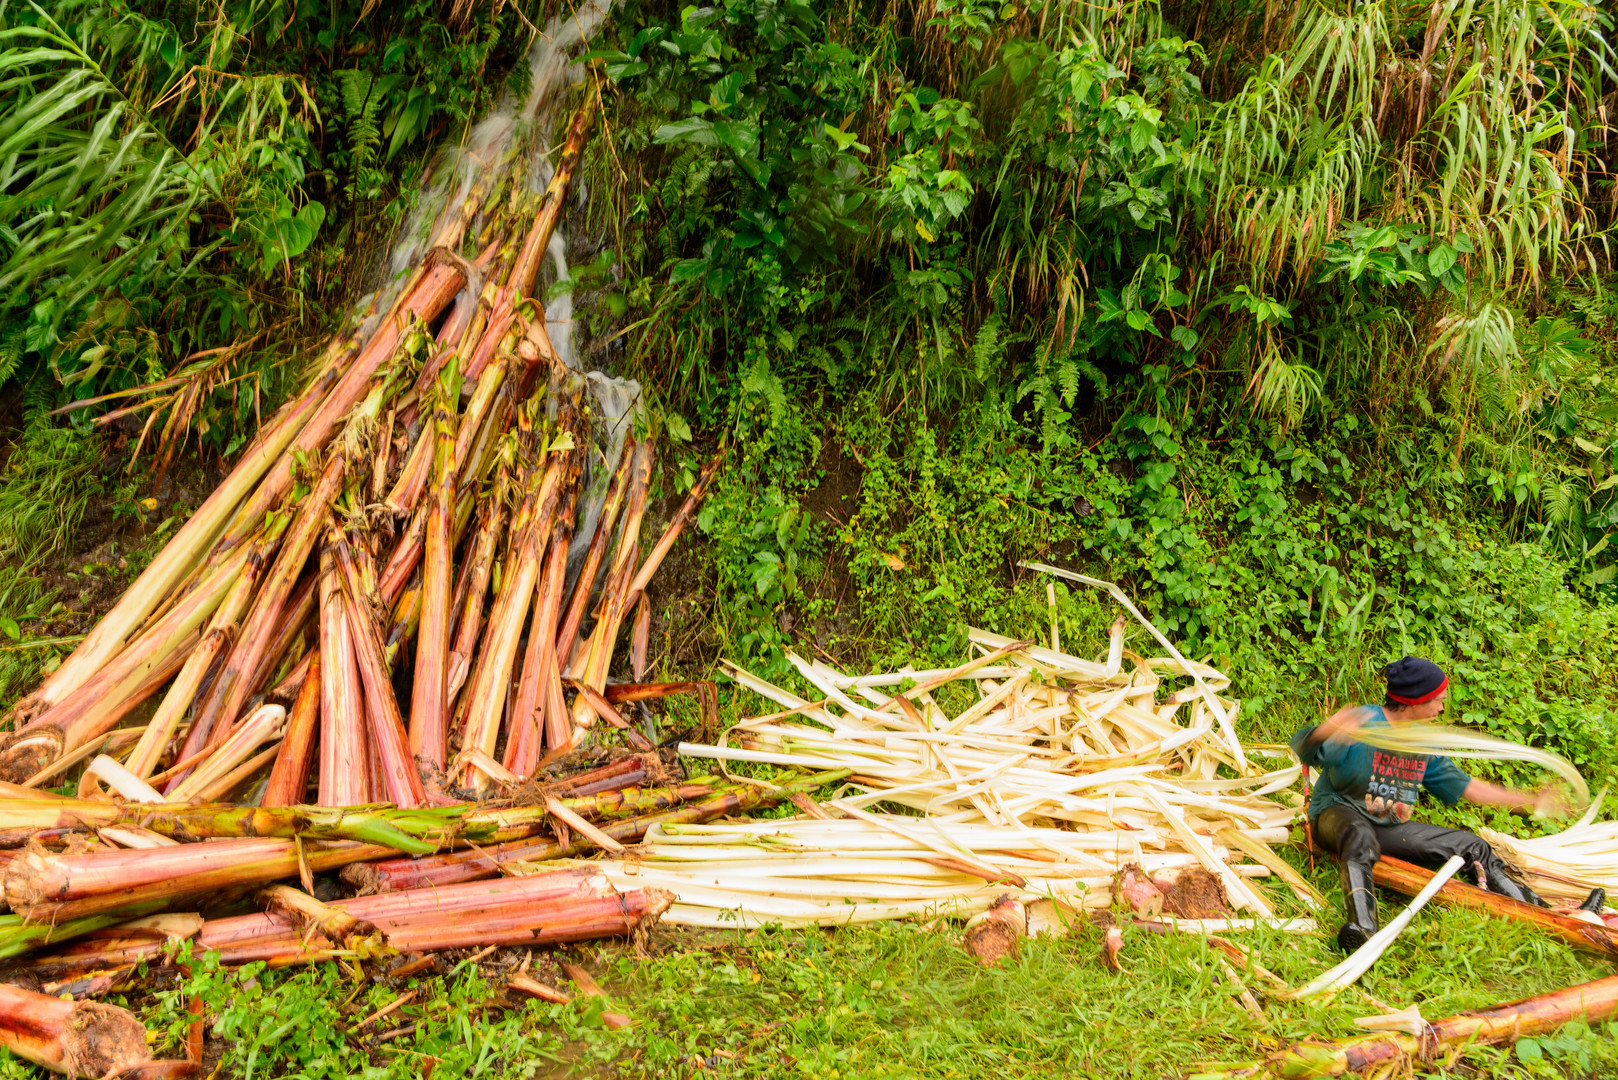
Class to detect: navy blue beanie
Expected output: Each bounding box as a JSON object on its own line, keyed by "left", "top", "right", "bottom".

{"left": 1385, "top": 657, "right": 1447, "bottom": 705}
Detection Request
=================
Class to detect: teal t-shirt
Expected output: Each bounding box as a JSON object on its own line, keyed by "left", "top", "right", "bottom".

{"left": 1290, "top": 706, "right": 1472, "bottom": 826}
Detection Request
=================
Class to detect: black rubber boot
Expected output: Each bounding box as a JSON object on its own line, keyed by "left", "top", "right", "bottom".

{"left": 1337, "top": 860, "right": 1379, "bottom": 952}
{"left": 1480, "top": 854, "right": 1551, "bottom": 909}
{"left": 1577, "top": 887, "right": 1606, "bottom": 914}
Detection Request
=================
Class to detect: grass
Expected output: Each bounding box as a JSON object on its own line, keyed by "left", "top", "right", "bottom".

{"left": 0, "top": 566, "right": 56, "bottom": 706}
{"left": 0, "top": 380, "right": 112, "bottom": 571}
{"left": 0, "top": 386, "right": 85, "bottom": 710}
{"left": 596, "top": 884, "right": 1617, "bottom": 1080}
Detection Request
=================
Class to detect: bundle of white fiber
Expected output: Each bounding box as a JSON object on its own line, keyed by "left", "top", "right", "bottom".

{"left": 1353, "top": 722, "right": 1590, "bottom": 809}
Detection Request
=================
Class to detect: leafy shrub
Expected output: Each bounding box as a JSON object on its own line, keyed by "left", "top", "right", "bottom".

{"left": 826, "top": 399, "right": 1618, "bottom": 791}
{"left": 0, "top": 0, "right": 538, "bottom": 452}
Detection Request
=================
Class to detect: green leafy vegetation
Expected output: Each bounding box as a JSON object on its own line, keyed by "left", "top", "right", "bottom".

{"left": 556, "top": 0, "right": 1618, "bottom": 802}
{"left": 0, "top": 376, "right": 149, "bottom": 703}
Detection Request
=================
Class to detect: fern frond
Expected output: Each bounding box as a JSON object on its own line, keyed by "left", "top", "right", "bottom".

{"left": 970, "top": 314, "right": 1004, "bottom": 381}
{"left": 1541, "top": 477, "right": 1579, "bottom": 527}
{"left": 338, "top": 68, "right": 384, "bottom": 170}
{"left": 0, "top": 325, "right": 26, "bottom": 387}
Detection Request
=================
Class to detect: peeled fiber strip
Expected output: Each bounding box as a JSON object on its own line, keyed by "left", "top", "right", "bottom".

{"left": 1354, "top": 722, "right": 1590, "bottom": 808}
{"left": 1278, "top": 855, "right": 1464, "bottom": 1000}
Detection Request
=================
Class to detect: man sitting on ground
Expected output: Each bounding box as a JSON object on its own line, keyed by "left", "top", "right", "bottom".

{"left": 1292, "top": 656, "right": 1604, "bottom": 951}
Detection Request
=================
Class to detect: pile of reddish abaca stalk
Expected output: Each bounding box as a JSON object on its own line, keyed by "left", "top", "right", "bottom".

{"left": 0, "top": 96, "right": 720, "bottom": 807}
{"left": 0, "top": 753, "right": 836, "bottom": 1076}
{"left": 0, "top": 97, "right": 766, "bottom": 1075}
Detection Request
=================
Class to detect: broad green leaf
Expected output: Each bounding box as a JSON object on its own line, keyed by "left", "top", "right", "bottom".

{"left": 1427, "top": 243, "right": 1457, "bottom": 277}
{"left": 654, "top": 117, "right": 719, "bottom": 147}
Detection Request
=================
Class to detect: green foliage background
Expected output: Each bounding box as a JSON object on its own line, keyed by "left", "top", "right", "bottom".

{"left": 564, "top": 0, "right": 1618, "bottom": 806}
{"left": 0, "top": 0, "right": 537, "bottom": 430}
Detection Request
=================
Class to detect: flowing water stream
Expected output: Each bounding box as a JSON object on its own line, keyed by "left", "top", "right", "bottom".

{"left": 358, "top": 0, "right": 638, "bottom": 571}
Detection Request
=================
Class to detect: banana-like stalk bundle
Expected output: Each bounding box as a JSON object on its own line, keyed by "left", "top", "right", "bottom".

{"left": 0, "top": 95, "right": 722, "bottom": 809}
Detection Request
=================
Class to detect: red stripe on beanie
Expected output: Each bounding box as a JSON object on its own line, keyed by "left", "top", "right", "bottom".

{"left": 1387, "top": 675, "right": 1447, "bottom": 706}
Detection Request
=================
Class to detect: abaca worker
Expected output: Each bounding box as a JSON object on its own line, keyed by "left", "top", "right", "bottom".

{"left": 1292, "top": 656, "right": 1604, "bottom": 951}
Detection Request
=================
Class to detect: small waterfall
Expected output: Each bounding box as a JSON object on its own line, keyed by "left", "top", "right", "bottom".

{"left": 362, "top": 0, "right": 642, "bottom": 566}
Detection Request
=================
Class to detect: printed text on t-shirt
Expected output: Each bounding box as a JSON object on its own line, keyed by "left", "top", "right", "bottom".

{"left": 1365, "top": 750, "right": 1428, "bottom": 824}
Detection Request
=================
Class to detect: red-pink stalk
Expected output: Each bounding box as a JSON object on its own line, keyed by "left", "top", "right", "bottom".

{"left": 445, "top": 465, "right": 508, "bottom": 709}
{"left": 244, "top": 570, "right": 318, "bottom": 695}
{"left": 262, "top": 651, "right": 322, "bottom": 808}
{"left": 333, "top": 537, "right": 426, "bottom": 808}
{"left": 318, "top": 544, "right": 368, "bottom": 808}
{"left": 559, "top": 435, "right": 650, "bottom": 672}
{"left": 408, "top": 375, "right": 458, "bottom": 776}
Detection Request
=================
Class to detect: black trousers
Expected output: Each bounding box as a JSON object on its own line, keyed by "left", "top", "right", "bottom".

{"left": 1314, "top": 804, "right": 1497, "bottom": 884}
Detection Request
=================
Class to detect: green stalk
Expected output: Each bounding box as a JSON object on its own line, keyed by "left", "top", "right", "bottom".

{"left": 45, "top": 779, "right": 731, "bottom": 856}
{"left": 1192, "top": 973, "right": 1618, "bottom": 1079}
{"left": 117, "top": 804, "right": 441, "bottom": 855}
{"left": 350, "top": 771, "right": 848, "bottom": 892}
{"left": 0, "top": 912, "right": 129, "bottom": 961}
